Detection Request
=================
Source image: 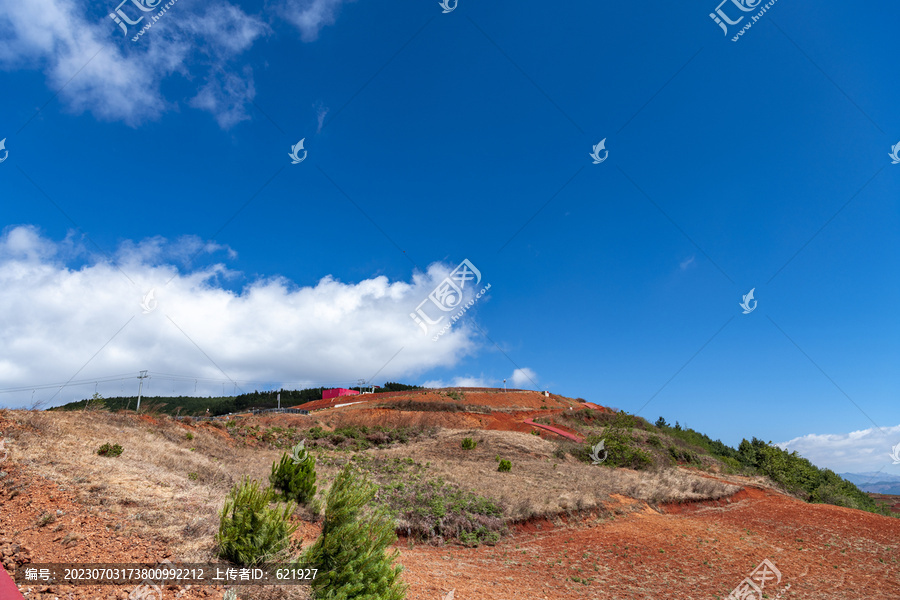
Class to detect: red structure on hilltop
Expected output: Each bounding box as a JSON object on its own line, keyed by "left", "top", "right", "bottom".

{"left": 322, "top": 388, "right": 360, "bottom": 400}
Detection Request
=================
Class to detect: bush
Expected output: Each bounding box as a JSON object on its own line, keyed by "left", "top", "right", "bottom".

{"left": 668, "top": 445, "right": 698, "bottom": 464}
{"left": 570, "top": 412, "right": 653, "bottom": 469}
{"left": 270, "top": 440, "right": 317, "bottom": 506}
{"left": 461, "top": 437, "right": 477, "bottom": 450}
{"left": 647, "top": 435, "right": 662, "bottom": 448}
{"left": 97, "top": 443, "right": 123, "bottom": 457}
{"left": 304, "top": 465, "right": 407, "bottom": 600}
{"left": 497, "top": 459, "right": 511, "bottom": 472}
{"left": 363, "top": 458, "right": 506, "bottom": 546}
{"left": 216, "top": 477, "right": 299, "bottom": 566}
{"left": 460, "top": 527, "right": 501, "bottom": 547}
{"left": 185, "top": 432, "right": 194, "bottom": 441}
{"left": 737, "top": 438, "right": 887, "bottom": 515}
{"left": 719, "top": 455, "right": 743, "bottom": 473}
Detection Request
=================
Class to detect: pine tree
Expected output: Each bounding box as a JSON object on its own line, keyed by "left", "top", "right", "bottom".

{"left": 304, "top": 465, "right": 407, "bottom": 600}
{"left": 270, "top": 440, "right": 317, "bottom": 506}
{"left": 216, "top": 477, "right": 299, "bottom": 566}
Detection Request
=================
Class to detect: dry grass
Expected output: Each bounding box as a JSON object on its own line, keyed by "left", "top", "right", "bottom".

{"left": 4, "top": 410, "right": 740, "bottom": 563}
{"left": 7, "top": 409, "right": 282, "bottom": 560}
{"left": 368, "top": 429, "right": 740, "bottom": 521}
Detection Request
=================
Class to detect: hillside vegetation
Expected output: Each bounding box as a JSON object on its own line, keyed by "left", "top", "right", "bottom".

{"left": 47, "top": 382, "right": 424, "bottom": 416}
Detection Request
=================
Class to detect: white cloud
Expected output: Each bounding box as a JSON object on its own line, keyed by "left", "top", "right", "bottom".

{"left": 511, "top": 368, "right": 537, "bottom": 389}
{"left": 777, "top": 424, "right": 900, "bottom": 474}
{"left": 422, "top": 376, "right": 488, "bottom": 389}
{"left": 0, "top": 226, "right": 483, "bottom": 408}
{"left": 679, "top": 256, "right": 695, "bottom": 270}
{"left": 314, "top": 101, "right": 329, "bottom": 133}
{"left": 0, "top": 0, "right": 266, "bottom": 128}
{"left": 278, "top": 0, "right": 349, "bottom": 42}
{"left": 189, "top": 66, "right": 257, "bottom": 129}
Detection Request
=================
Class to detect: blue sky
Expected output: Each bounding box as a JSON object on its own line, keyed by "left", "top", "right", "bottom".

{"left": 0, "top": 0, "right": 898, "bottom": 474}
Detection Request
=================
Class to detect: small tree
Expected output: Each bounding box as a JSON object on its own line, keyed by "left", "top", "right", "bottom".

{"left": 654, "top": 416, "right": 668, "bottom": 428}
{"left": 85, "top": 392, "right": 106, "bottom": 411}
{"left": 216, "top": 477, "right": 299, "bottom": 567}
{"left": 304, "top": 465, "right": 407, "bottom": 600}
{"left": 270, "top": 440, "right": 317, "bottom": 506}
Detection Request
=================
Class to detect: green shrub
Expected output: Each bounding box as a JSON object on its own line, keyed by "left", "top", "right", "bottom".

{"left": 719, "top": 456, "right": 743, "bottom": 473}
{"left": 497, "top": 459, "right": 511, "bottom": 472}
{"left": 270, "top": 440, "right": 317, "bottom": 506}
{"left": 668, "top": 445, "right": 698, "bottom": 464}
{"left": 216, "top": 478, "right": 299, "bottom": 566}
{"left": 363, "top": 459, "right": 505, "bottom": 546}
{"left": 459, "top": 527, "right": 501, "bottom": 547}
{"left": 304, "top": 465, "right": 407, "bottom": 600}
{"left": 188, "top": 472, "right": 199, "bottom": 481}
{"left": 571, "top": 412, "right": 654, "bottom": 470}
{"left": 185, "top": 432, "right": 194, "bottom": 441}
{"left": 461, "top": 437, "right": 477, "bottom": 450}
{"left": 97, "top": 443, "right": 123, "bottom": 457}
{"left": 737, "top": 438, "right": 888, "bottom": 515}
{"left": 647, "top": 435, "right": 662, "bottom": 448}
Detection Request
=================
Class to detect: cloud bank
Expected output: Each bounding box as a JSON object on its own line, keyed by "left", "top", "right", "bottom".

{"left": 0, "top": 225, "right": 484, "bottom": 408}
{"left": 778, "top": 424, "right": 900, "bottom": 474}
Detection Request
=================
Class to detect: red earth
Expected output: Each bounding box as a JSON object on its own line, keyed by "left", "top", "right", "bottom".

{"left": 4, "top": 390, "right": 899, "bottom": 599}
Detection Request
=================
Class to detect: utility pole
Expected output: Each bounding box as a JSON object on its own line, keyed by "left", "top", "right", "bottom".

{"left": 358, "top": 378, "right": 365, "bottom": 394}
{"left": 136, "top": 370, "right": 149, "bottom": 413}
{"left": 277, "top": 392, "right": 281, "bottom": 410}
{"left": 503, "top": 379, "right": 506, "bottom": 392}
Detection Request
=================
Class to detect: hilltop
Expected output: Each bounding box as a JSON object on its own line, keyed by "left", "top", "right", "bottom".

{"left": 2, "top": 388, "right": 898, "bottom": 599}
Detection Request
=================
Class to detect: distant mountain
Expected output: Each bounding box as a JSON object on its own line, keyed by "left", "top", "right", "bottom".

{"left": 840, "top": 472, "right": 900, "bottom": 495}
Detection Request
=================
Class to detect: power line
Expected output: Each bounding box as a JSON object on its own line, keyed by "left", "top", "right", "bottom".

{"left": 0, "top": 370, "right": 394, "bottom": 397}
